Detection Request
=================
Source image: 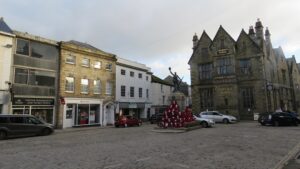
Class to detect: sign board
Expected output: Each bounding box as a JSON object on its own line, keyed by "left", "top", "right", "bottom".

{"left": 128, "top": 103, "right": 137, "bottom": 109}
{"left": 13, "top": 98, "right": 55, "bottom": 105}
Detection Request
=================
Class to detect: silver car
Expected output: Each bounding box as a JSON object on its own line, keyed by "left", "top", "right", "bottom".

{"left": 199, "top": 111, "right": 237, "bottom": 124}
{"left": 193, "top": 115, "right": 215, "bottom": 128}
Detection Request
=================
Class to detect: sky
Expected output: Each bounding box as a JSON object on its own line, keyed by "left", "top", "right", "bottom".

{"left": 1, "top": 0, "right": 300, "bottom": 84}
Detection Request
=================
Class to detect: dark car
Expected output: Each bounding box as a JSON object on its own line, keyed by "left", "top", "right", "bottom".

{"left": 150, "top": 113, "right": 163, "bottom": 124}
{"left": 259, "top": 112, "right": 299, "bottom": 126}
{"left": 0, "top": 114, "right": 54, "bottom": 140}
{"left": 115, "top": 115, "right": 142, "bottom": 127}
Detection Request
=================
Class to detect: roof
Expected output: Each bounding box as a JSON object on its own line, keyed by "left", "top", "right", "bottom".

{"left": 0, "top": 17, "right": 13, "bottom": 34}
{"left": 67, "top": 40, "right": 112, "bottom": 54}
{"left": 151, "top": 75, "right": 173, "bottom": 86}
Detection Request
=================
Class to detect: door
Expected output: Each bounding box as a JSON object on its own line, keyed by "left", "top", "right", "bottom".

{"left": 9, "top": 117, "right": 28, "bottom": 136}
{"left": 212, "top": 112, "right": 223, "bottom": 122}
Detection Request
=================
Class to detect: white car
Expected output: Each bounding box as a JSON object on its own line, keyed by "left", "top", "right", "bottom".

{"left": 193, "top": 115, "right": 215, "bottom": 128}
{"left": 199, "top": 111, "right": 237, "bottom": 124}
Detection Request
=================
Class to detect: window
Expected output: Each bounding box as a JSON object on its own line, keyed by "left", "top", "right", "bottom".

{"left": 65, "top": 77, "right": 74, "bottom": 92}
{"left": 82, "top": 58, "right": 90, "bottom": 67}
{"left": 15, "top": 68, "right": 55, "bottom": 87}
{"left": 15, "top": 68, "right": 28, "bottom": 84}
{"left": 66, "top": 55, "right": 76, "bottom": 64}
{"left": 94, "top": 61, "right": 101, "bottom": 69}
{"left": 106, "top": 63, "right": 112, "bottom": 71}
{"left": 282, "top": 69, "right": 287, "bottom": 84}
{"left": 220, "top": 39, "right": 225, "bottom": 49}
{"left": 81, "top": 79, "right": 89, "bottom": 94}
{"left": 121, "top": 85, "right": 126, "bottom": 97}
{"left": 146, "top": 76, "right": 149, "bottom": 81}
{"left": 240, "top": 59, "right": 251, "bottom": 74}
{"left": 138, "top": 73, "right": 142, "bottom": 78}
{"left": 130, "top": 71, "right": 134, "bottom": 77}
{"left": 121, "top": 69, "right": 126, "bottom": 75}
{"left": 30, "top": 41, "right": 59, "bottom": 60}
{"left": 106, "top": 82, "right": 112, "bottom": 95}
{"left": 199, "top": 88, "right": 213, "bottom": 109}
{"left": 16, "top": 39, "right": 29, "bottom": 56}
{"left": 93, "top": 80, "right": 101, "bottom": 94}
{"left": 199, "top": 63, "right": 212, "bottom": 80}
{"left": 130, "top": 87, "right": 134, "bottom": 97}
{"left": 139, "top": 88, "right": 142, "bottom": 98}
{"left": 28, "top": 69, "right": 55, "bottom": 87}
{"left": 241, "top": 88, "right": 254, "bottom": 108}
{"left": 146, "top": 89, "right": 149, "bottom": 98}
{"left": 216, "top": 58, "right": 233, "bottom": 75}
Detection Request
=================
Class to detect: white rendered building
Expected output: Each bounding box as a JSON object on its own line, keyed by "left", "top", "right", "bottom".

{"left": 0, "top": 18, "right": 14, "bottom": 114}
{"left": 115, "top": 57, "right": 152, "bottom": 120}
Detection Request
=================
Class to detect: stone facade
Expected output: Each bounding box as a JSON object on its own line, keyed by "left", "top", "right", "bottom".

{"left": 58, "top": 41, "right": 116, "bottom": 128}
{"left": 189, "top": 19, "right": 299, "bottom": 119}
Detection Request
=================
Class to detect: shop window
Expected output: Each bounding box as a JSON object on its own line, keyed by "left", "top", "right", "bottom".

{"left": 81, "top": 78, "right": 89, "bottom": 94}
{"left": 82, "top": 58, "right": 90, "bottom": 67}
{"left": 16, "top": 39, "right": 29, "bottom": 56}
{"left": 90, "top": 104, "right": 100, "bottom": 124}
{"left": 15, "top": 68, "right": 28, "bottom": 84}
{"left": 77, "top": 104, "right": 89, "bottom": 125}
{"left": 31, "top": 108, "right": 53, "bottom": 124}
{"left": 28, "top": 69, "right": 55, "bottom": 87}
{"left": 93, "top": 80, "right": 101, "bottom": 94}
{"left": 106, "top": 81, "right": 112, "bottom": 95}
{"left": 66, "top": 104, "right": 75, "bottom": 119}
{"left": 66, "top": 55, "right": 76, "bottom": 64}
{"left": 65, "top": 77, "right": 75, "bottom": 92}
{"left": 121, "top": 85, "right": 126, "bottom": 97}
{"left": 138, "top": 73, "right": 142, "bottom": 79}
{"left": 94, "top": 61, "right": 101, "bottom": 69}
{"left": 139, "top": 88, "right": 142, "bottom": 98}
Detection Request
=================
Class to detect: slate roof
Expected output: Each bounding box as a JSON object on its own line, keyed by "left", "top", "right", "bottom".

{"left": 0, "top": 17, "right": 13, "bottom": 34}
{"left": 67, "top": 40, "right": 109, "bottom": 54}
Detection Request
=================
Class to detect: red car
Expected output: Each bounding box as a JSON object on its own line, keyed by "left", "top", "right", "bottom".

{"left": 115, "top": 116, "right": 142, "bottom": 127}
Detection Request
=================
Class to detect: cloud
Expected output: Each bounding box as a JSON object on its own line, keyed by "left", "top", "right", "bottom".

{"left": 1, "top": 0, "right": 300, "bottom": 84}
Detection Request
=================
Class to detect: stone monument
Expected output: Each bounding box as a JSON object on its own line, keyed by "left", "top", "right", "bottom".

{"left": 168, "top": 67, "right": 186, "bottom": 112}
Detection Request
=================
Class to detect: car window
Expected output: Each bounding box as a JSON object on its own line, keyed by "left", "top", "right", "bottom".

{"left": 213, "top": 112, "right": 220, "bottom": 116}
{"left": 207, "top": 112, "right": 213, "bottom": 115}
{"left": 10, "top": 117, "right": 24, "bottom": 123}
{"left": 25, "top": 117, "right": 42, "bottom": 124}
{"left": 0, "top": 117, "right": 8, "bottom": 123}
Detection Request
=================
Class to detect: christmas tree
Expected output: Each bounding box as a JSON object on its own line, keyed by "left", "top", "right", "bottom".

{"left": 158, "top": 100, "right": 194, "bottom": 128}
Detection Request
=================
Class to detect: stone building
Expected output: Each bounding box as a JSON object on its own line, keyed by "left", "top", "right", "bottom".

{"left": 58, "top": 41, "right": 116, "bottom": 128}
{"left": 189, "top": 19, "right": 300, "bottom": 120}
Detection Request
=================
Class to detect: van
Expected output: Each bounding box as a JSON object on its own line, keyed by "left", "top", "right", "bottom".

{"left": 0, "top": 114, "right": 54, "bottom": 140}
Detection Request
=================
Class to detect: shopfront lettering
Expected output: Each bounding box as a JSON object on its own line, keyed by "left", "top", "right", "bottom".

{"left": 13, "top": 98, "right": 54, "bottom": 105}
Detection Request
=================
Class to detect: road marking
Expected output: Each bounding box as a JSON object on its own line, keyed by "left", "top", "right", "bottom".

{"left": 273, "top": 141, "right": 300, "bottom": 169}
{"left": 103, "top": 163, "right": 122, "bottom": 169}
{"left": 136, "top": 157, "right": 152, "bottom": 162}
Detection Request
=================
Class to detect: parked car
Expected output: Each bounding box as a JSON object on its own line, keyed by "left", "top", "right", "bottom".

{"left": 0, "top": 114, "right": 54, "bottom": 140}
{"left": 199, "top": 111, "right": 237, "bottom": 124}
{"left": 115, "top": 115, "right": 142, "bottom": 127}
{"left": 258, "top": 112, "right": 299, "bottom": 126}
{"left": 193, "top": 115, "right": 215, "bottom": 128}
{"left": 150, "top": 113, "right": 163, "bottom": 124}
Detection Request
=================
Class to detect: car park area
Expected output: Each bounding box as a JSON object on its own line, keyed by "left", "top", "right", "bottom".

{"left": 0, "top": 122, "right": 300, "bottom": 169}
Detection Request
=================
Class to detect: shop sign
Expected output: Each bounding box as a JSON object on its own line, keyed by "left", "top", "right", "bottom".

{"left": 13, "top": 98, "right": 54, "bottom": 105}
{"left": 128, "top": 103, "right": 137, "bottom": 108}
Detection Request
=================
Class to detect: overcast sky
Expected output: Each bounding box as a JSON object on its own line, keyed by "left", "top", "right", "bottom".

{"left": 1, "top": 0, "right": 300, "bottom": 84}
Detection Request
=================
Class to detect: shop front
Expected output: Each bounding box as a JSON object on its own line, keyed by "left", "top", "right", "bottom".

{"left": 117, "top": 102, "right": 148, "bottom": 120}
{"left": 62, "top": 98, "right": 102, "bottom": 128}
{"left": 12, "top": 97, "right": 55, "bottom": 124}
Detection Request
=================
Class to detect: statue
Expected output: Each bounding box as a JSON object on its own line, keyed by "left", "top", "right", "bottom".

{"left": 169, "top": 67, "right": 183, "bottom": 92}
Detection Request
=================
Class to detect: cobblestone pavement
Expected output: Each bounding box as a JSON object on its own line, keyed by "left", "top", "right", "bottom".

{"left": 0, "top": 122, "right": 300, "bottom": 169}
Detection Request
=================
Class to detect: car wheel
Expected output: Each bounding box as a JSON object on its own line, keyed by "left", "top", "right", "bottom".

{"left": 223, "top": 118, "right": 229, "bottom": 124}
{"left": 0, "top": 131, "right": 7, "bottom": 140}
{"left": 201, "top": 122, "right": 208, "bottom": 128}
{"left": 260, "top": 122, "right": 266, "bottom": 126}
{"left": 41, "top": 128, "right": 52, "bottom": 136}
{"left": 115, "top": 125, "right": 119, "bottom": 128}
{"left": 294, "top": 121, "right": 298, "bottom": 126}
{"left": 273, "top": 121, "right": 280, "bottom": 127}
{"left": 138, "top": 122, "right": 142, "bottom": 126}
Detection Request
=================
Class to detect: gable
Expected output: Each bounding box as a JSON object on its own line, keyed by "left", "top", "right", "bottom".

{"left": 235, "top": 29, "right": 262, "bottom": 58}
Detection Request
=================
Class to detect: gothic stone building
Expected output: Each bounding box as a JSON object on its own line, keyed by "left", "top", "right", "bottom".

{"left": 188, "top": 19, "right": 300, "bottom": 120}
